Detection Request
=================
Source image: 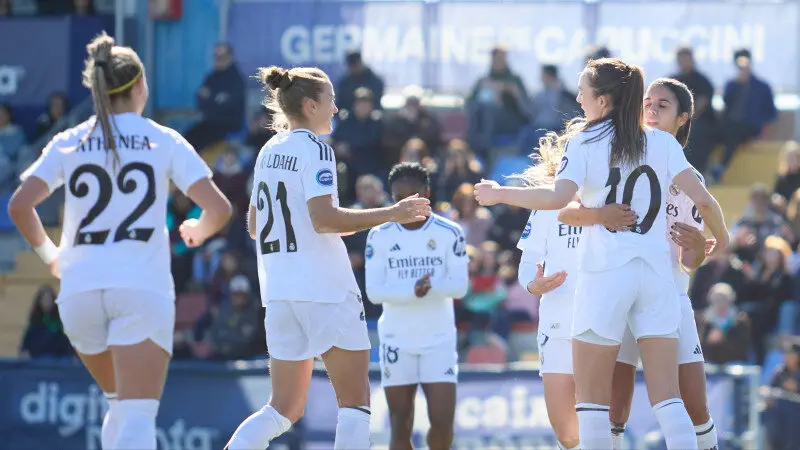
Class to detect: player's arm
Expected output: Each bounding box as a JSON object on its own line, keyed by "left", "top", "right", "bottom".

{"left": 516, "top": 211, "right": 566, "bottom": 295}
{"left": 364, "top": 230, "right": 419, "bottom": 304}
{"left": 557, "top": 199, "right": 637, "bottom": 230}
{"left": 425, "top": 229, "right": 469, "bottom": 299}
{"left": 184, "top": 178, "right": 233, "bottom": 244}
{"left": 672, "top": 169, "right": 728, "bottom": 257}
{"left": 674, "top": 222, "right": 707, "bottom": 271}
{"left": 247, "top": 205, "right": 257, "bottom": 240}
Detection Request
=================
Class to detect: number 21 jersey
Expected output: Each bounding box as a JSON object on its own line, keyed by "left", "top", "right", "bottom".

{"left": 250, "top": 129, "right": 359, "bottom": 306}
{"left": 556, "top": 125, "right": 691, "bottom": 279}
{"left": 22, "top": 113, "right": 212, "bottom": 299}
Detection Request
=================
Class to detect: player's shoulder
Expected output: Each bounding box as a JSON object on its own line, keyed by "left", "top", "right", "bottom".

{"left": 144, "top": 117, "right": 189, "bottom": 143}
{"left": 429, "top": 213, "right": 464, "bottom": 237}
{"left": 281, "top": 129, "right": 334, "bottom": 162}
{"left": 367, "top": 221, "right": 399, "bottom": 242}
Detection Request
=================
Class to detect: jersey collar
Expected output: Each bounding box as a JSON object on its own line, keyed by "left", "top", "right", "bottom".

{"left": 291, "top": 128, "right": 316, "bottom": 136}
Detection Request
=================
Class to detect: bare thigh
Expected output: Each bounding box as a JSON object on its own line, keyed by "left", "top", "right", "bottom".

{"left": 322, "top": 346, "right": 371, "bottom": 408}
{"left": 76, "top": 350, "right": 116, "bottom": 394}
{"left": 268, "top": 357, "right": 315, "bottom": 423}
{"left": 542, "top": 373, "right": 579, "bottom": 447}
{"left": 638, "top": 337, "right": 681, "bottom": 405}
{"left": 679, "top": 361, "right": 711, "bottom": 425}
{"left": 572, "top": 339, "right": 620, "bottom": 405}
{"left": 110, "top": 339, "right": 170, "bottom": 400}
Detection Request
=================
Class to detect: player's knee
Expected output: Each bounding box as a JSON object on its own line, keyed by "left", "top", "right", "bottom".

{"left": 608, "top": 402, "right": 628, "bottom": 425}
{"left": 388, "top": 409, "right": 414, "bottom": 436}
{"left": 426, "top": 419, "right": 454, "bottom": 450}
{"left": 270, "top": 402, "right": 305, "bottom": 424}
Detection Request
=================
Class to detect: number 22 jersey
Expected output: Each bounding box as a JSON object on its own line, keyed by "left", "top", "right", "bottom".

{"left": 250, "top": 129, "right": 359, "bottom": 306}
{"left": 22, "top": 113, "right": 212, "bottom": 299}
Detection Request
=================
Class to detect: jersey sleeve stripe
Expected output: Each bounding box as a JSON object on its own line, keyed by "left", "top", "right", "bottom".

{"left": 323, "top": 143, "right": 334, "bottom": 161}
{"left": 433, "top": 219, "right": 459, "bottom": 237}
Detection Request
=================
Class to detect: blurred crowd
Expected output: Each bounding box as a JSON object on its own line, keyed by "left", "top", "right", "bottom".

{"left": 3, "top": 9, "right": 800, "bottom": 444}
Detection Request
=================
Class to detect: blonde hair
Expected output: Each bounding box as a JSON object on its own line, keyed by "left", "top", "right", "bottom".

{"left": 258, "top": 66, "right": 330, "bottom": 133}
{"left": 778, "top": 141, "right": 800, "bottom": 176}
{"left": 763, "top": 235, "right": 792, "bottom": 271}
{"left": 81, "top": 32, "right": 144, "bottom": 170}
{"left": 511, "top": 118, "right": 585, "bottom": 187}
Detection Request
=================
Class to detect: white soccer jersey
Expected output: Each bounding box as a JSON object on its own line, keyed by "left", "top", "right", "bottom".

{"left": 22, "top": 113, "right": 211, "bottom": 299}
{"left": 365, "top": 214, "right": 469, "bottom": 350}
{"left": 666, "top": 169, "right": 705, "bottom": 294}
{"left": 250, "top": 128, "right": 359, "bottom": 306}
{"left": 555, "top": 124, "right": 691, "bottom": 279}
{"left": 517, "top": 209, "right": 581, "bottom": 339}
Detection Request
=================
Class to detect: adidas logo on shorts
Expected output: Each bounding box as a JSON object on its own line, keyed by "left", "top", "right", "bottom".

{"left": 444, "top": 368, "right": 455, "bottom": 376}
{"left": 694, "top": 345, "right": 703, "bottom": 355}
{"left": 390, "top": 244, "right": 401, "bottom": 252}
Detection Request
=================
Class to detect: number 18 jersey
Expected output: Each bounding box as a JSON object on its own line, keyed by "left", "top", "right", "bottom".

{"left": 555, "top": 125, "right": 691, "bottom": 279}
{"left": 22, "top": 113, "right": 212, "bottom": 299}
{"left": 250, "top": 129, "right": 359, "bottom": 306}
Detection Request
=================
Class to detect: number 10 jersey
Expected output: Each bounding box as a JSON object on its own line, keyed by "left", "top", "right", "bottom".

{"left": 22, "top": 113, "right": 212, "bottom": 299}
{"left": 250, "top": 129, "right": 359, "bottom": 306}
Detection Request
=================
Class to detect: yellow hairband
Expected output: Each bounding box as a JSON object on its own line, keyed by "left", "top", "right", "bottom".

{"left": 108, "top": 70, "right": 143, "bottom": 95}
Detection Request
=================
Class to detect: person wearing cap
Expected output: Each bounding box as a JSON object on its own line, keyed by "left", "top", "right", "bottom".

{"left": 715, "top": 48, "right": 777, "bottom": 182}
{"left": 335, "top": 50, "right": 385, "bottom": 114}
{"left": 206, "top": 274, "right": 262, "bottom": 360}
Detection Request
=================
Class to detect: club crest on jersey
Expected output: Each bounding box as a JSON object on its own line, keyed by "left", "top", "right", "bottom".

{"left": 365, "top": 244, "right": 374, "bottom": 259}
{"left": 316, "top": 168, "right": 334, "bottom": 186}
{"left": 557, "top": 156, "right": 568, "bottom": 175}
{"left": 428, "top": 239, "right": 436, "bottom": 250}
{"left": 669, "top": 184, "right": 680, "bottom": 196}
{"left": 522, "top": 222, "right": 532, "bottom": 239}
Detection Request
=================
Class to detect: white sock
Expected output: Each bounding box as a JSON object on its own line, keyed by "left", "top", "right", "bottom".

{"left": 611, "top": 422, "right": 625, "bottom": 450}
{"left": 557, "top": 441, "right": 580, "bottom": 450}
{"left": 114, "top": 399, "right": 159, "bottom": 450}
{"left": 576, "top": 403, "right": 612, "bottom": 449}
{"left": 334, "top": 406, "right": 371, "bottom": 450}
{"left": 695, "top": 418, "right": 719, "bottom": 450}
{"left": 225, "top": 405, "right": 292, "bottom": 450}
{"left": 101, "top": 393, "right": 119, "bottom": 450}
{"left": 652, "top": 399, "right": 697, "bottom": 450}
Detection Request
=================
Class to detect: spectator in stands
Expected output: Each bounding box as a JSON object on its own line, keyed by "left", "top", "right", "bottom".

{"left": 734, "top": 183, "right": 787, "bottom": 244}
{"left": 331, "top": 87, "right": 384, "bottom": 198}
{"left": 785, "top": 189, "right": 800, "bottom": 249}
{"left": 208, "top": 250, "right": 242, "bottom": 303}
{"left": 763, "top": 339, "right": 800, "bottom": 450}
{"left": 185, "top": 43, "right": 245, "bottom": 151}
{"left": 212, "top": 142, "right": 249, "bottom": 216}
{"left": 450, "top": 183, "right": 493, "bottom": 247}
{"left": 742, "top": 235, "right": 793, "bottom": 364}
{"left": 191, "top": 237, "right": 227, "bottom": 290}
{"left": 206, "top": 275, "right": 262, "bottom": 360}
{"left": 433, "top": 139, "right": 483, "bottom": 205}
{"left": 714, "top": 48, "right": 777, "bottom": 182}
{"left": 336, "top": 50, "right": 384, "bottom": 113}
{"left": 488, "top": 202, "right": 529, "bottom": 251}
{"left": 19, "top": 285, "right": 72, "bottom": 360}
{"left": 0, "top": 0, "right": 10, "bottom": 16}
{"left": 72, "top": 0, "right": 94, "bottom": 15}
{"left": 244, "top": 107, "right": 276, "bottom": 152}
{"left": 501, "top": 262, "right": 538, "bottom": 325}
{"left": 671, "top": 47, "right": 717, "bottom": 174}
{"left": 584, "top": 45, "right": 611, "bottom": 63}
{"left": 461, "top": 241, "right": 508, "bottom": 345}
{"left": 690, "top": 229, "right": 748, "bottom": 311}
{"left": 701, "top": 282, "right": 751, "bottom": 364}
{"left": 0, "top": 103, "right": 27, "bottom": 188}
{"left": 467, "top": 46, "right": 530, "bottom": 156}
{"left": 529, "top": 64, "right": 580, "bottom": 132}
{"left": 35, "top": 92, "right": 71, "bottom": 140}
{"left": 774, "top": 141, "right": 800, "bottom": 202}
{"left": 383, "top": 85, "right": 443, "bottom": 165}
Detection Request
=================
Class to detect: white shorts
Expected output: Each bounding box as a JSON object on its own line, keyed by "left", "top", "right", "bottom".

{"left": 572, "top": 258, "right": 681, "bottom": 344}
{"left": 379, "top": 339, "right": 458, "bottom": 387}
{"left": 537, "top": 333, "right": 573, "bottom": 376}
{"left": 265, "top": 292, "right": 371, "bottom": 361}
{"left": 57, "top": 288, "right": 175, "bottom": 355}
{"left": 617, "top": 294, "right": 704, "bottom": 366}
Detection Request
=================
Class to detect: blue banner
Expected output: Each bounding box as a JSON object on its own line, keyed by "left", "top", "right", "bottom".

{"left": 226, "top": 1, "right": 799, "bottom": 94}
{"left": 0, "top": 360, "right": 742, "bottom": 450}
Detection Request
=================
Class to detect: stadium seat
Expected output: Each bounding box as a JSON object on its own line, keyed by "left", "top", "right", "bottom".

{"left": 175, "top": 292, "right": 208, "bottom": 330}
{"left": 466, "top": 345, "right": 507, "bottom": 364}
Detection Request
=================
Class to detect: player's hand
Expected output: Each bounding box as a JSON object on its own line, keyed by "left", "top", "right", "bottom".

{"left": 179, "top": 218, "right": 207, "bottom": 248}
{"left": 599, "top": 204, "right": 637, "bottom": 231}
{"left": 705, "top": 239, "right": 716, "bottom": 256}
{"left": 48, "top": 258, "right": 61, "bottom": 279}
{"left": 526, "top": 263, "right": 567, "bottom": 296}
{"left": 415, "top": 274, "right": 432, "bottom": 297}
{"left": 670, "top": 223, "right": 706, "bottom": 253}
{"left": 473, "top": 179, "right": 502, "bottom": 206}
{"left": 392, "top": 194, "right": 431, "bottom": 224}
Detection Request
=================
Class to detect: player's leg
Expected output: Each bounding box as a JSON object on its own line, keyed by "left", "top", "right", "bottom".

{"left": 609, "top": 327, "right": 639, "bottom": 449}
{"left": 105, "top": 289, "right": 176, "bottom": 450}
{"left": 418, "top": 341, "right": 458, "bottom": 450}
{"left": 321, "top": 293, "right": 373, "bottom": 450}
{"left": 676, "top": 298, "right": 718, "bottom": 450}
{"left": 57, "top": 290, "right": 120, "bottom": 450}
{"left": 633, "top": 264, "right": 697, "bottom": 450}
{"left": 226, "top": 301, "right": 311, "bottom": 449}
{"left": 384, "top": 384, "right": 418, "bottom": 450}
{"left": 571, "top": 266, "right": 636, "bottom": 449}
{"left": 539, "top": 336, "right": 579, "bottom": 449}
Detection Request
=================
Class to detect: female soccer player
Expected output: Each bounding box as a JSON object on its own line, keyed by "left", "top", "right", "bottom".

{"left": 8, "top": 33, "right": 232, "bottom": 449}
{"left": 516, "top": 142, "right": 635, "bottom": 450}
{"left": 556, "top": 78, "right": 720, "bottom": 450}
{"left": 225, "top": 66, "right": 430, "bottom": 450}
{"left": 365, "top": 162, "right": 469, "bottom": 450}
{"left": 474, "top": 58, "right": 729, "bottom": 449}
